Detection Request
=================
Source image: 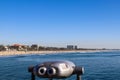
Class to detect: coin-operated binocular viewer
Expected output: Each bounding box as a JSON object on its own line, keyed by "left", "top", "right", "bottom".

{"left": 28, "top": 61, "right": 84, "bottom": 80}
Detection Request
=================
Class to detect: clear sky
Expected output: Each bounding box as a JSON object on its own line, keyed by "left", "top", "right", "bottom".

{"left": 0, "top": 0, "right": 120, "bottom": 49}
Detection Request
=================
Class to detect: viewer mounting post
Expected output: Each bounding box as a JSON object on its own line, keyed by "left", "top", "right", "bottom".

{"left": 31, "top": 72, "right": 35, "bottom": 80}
{"left": 77, "top": 74, "right": 81, "bottom": 80}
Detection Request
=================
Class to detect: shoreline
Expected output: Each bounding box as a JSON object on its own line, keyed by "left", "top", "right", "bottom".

{"left": 0, "top": 50, "right": 114, "bottom": 56}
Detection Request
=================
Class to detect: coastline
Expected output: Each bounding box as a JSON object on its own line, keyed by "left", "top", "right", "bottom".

{"left": 0, "top": 50, "right": 112, "bottom": 56}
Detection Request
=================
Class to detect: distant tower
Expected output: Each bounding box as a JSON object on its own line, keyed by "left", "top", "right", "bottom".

{"left": 67, "top": 45, "right": 77, "bottom": 50}
{"left": 75, "top": 45, "right": 77, "bottom": 50}
{"left": 67, "top": 45, "right": 74, "bottom": 50}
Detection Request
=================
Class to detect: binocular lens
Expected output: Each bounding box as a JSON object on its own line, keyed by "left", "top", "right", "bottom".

{"left": 47, "top": 67, "right": 56, "bottom": 76}
{"left": 38, "top": 67, "right": 47, "bottom": 75}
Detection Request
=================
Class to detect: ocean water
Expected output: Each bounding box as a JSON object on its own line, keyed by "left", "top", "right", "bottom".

{"left": 0, "top": 51, "right": 120, "bottom": 80}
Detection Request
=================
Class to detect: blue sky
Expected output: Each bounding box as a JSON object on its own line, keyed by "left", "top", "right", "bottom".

{"left": 0, "top": 0, "right": 120, "bottom": 48}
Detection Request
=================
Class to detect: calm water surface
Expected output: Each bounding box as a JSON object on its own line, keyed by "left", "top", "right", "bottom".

{"left": 0, "top": 51, "right": 120, "bottom": 80}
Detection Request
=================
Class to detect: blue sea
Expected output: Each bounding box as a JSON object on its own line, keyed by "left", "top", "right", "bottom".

{"left": 0, "top": 51, "right": 120, "bottom": 80}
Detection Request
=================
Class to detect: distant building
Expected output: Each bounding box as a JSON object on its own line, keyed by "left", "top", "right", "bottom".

{"left": 75, "top": 45, "right": 77, "bottom": 50}
{"left": 0, "top": 45, "right": 8, "bottom": 51}
{"left": 67, "top": 45, "right": 74, "bottom": 50}
{"left": 10, "top": 44, "right": 27, "bottom": 51}
{"left": 67, "top": 45, "right": 77, "bottom": 50}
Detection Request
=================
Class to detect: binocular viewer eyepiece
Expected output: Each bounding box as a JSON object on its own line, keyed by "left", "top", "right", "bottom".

{"left": 28, "top": 61, "right": 84, "bottom": 80}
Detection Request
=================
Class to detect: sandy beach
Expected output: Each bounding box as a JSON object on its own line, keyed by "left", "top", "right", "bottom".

{"left": 0, "top": 50, "right": 109, "bottom": 56}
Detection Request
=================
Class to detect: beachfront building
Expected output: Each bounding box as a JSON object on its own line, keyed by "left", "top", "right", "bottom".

{"left": 10, "top": 44, "right": 27, "bottom": 51}
{"left": 67, "top": 45, "right": 78, "bottom": 50}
